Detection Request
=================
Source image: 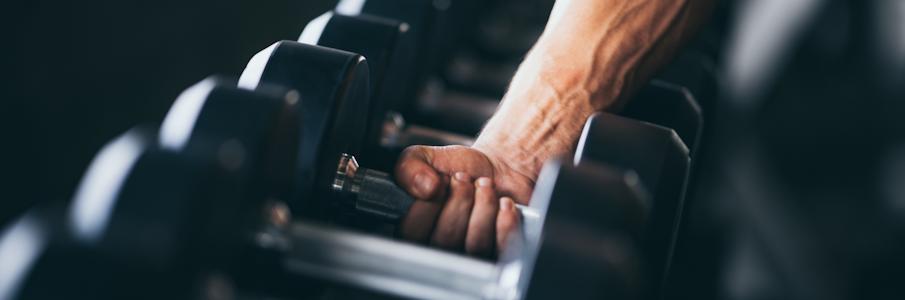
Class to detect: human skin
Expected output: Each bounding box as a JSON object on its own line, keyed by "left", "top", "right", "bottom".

{"left": 395, "top": 0, "right": 717, "bottom": 257}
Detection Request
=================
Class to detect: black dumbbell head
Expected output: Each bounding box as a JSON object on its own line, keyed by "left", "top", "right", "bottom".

{"left": 505, "top": 159, "right": 648, "bottom": 300}
{"left": 655, "top": 49, "right": 718, "bottom": 115}
{"left": 574, "top": 112, "right": 690, "bottom": 295}
{"left": 239, "top": 41, "right": 370, "bottom": 218}
{"left": 74, "top": 127, "right": 252, "bottom": 267}
{"left": 160, "top": 76, "right": 301, "bottom": 209}
{"left": 301, "top": 12, "right": 412, "bottom": 100}
{"left": 344, "top": 0, "right": 464, "bottom": 82}
{"left": 622, "top": 80, "right": 703, "bottom": 156}
{"left": 0, "top": 205, "right": 201, "bottom": 300}
{"left": 2, "top": 128, "right": 254, "bottom": 299}
{"left": 300, "top": 12, "right": 416, "bottom": 154}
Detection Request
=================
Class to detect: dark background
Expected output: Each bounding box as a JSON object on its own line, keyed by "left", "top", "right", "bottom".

{"left": 1, "top": 0, "right": 336, "bottom": 226}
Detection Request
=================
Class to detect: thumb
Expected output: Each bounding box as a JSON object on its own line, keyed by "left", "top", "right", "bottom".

{"left": 395, "top": 146, "right": 447, "bottom": 200}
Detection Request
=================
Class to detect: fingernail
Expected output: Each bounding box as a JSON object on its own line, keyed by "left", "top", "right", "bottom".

{"left": 414, "top": 173, "right": 434, "bottom": 196}
{"left": 500, "top": 197, "right": 513, "bottom": 210}
{"left": 454, "top": 172, "right": 470, "bottom": 182}
{"left": 477, "top": 177, "right": 492, "bottom": 187}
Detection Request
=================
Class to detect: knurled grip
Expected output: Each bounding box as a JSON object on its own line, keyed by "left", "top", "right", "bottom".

{"left": 354, "top": 168, "right": 415, "bottom": 221}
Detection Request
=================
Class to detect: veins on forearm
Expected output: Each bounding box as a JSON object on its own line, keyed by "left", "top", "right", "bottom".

{"left": 476, "top": 82, "right": 594, "bottom": 179}
{"left": 477, "top": 0, "right": 704, "bottom": 179}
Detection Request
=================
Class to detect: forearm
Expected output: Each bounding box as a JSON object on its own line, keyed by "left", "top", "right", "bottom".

{"left": 474, "top": 0, "right": 715, "bottom": 180}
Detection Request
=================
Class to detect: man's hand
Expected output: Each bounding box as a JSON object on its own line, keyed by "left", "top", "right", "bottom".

{"left": 394, "top": 145, "right": 531, "bottom": 257}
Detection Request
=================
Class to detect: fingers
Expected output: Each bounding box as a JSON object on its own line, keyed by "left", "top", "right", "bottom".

{"left": 430, "top": 172, "right": 476, "bottom": 250}
{"left": 465, "top": 177, "right": 498, "bottom": 257}
{"left": 395, "top": 145, "right": 524, "bottom": 256}
{"left": 496, "top": 197, "right": 520, "bottom": 254}
{"left": 399, "top": 172, "right": 448, "bottom": 242}
{"left": 400, "top": 198, "right": 444, "bottom": 243}
{"left": 397, "top": 146, "right": 449, "bottom": 242}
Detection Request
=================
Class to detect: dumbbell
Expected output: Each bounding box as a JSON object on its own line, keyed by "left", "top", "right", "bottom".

{"left": 443, "top": 49, "right": 520, "bottom": 98}
{"left": 331, "top": 0, "right": 482, "bottom": 89}
{"left": 159, "top": 77, "right": 301, "bottom": 209}
{"left": 299, "top": 12, "right": 415, "bottom": 150}
{"left": 298, "top": 10, "right": 518, "bottom": 148}
{"left": 231, "top": 40, "right": 435, "bottom": 223}
{"left": 0, "top": 129, "right": 274, "bottom": 299}
{"left": 469, "top": 0, "right": 553, "bottom": 60}
{"left": 298, "top": 12, "right": 474, "bottom": 166}
{"left": 622, "top": 80, "right": 704, "bottom": 156}
{"left": 573, "top": 112, "right": 691, "bottom": 299}
{"left": 327, "top": 0, "right": 505, "bottom": 135}
{"left": 441, "top": 0, "right": 555, "bottom": 97}
{"left": 0, "top": 130, "right": 648, "bottom": 300}
{"left": 236, "top": 41, "right": 380, "bottom": 221}
{"left": 162, "top": 73, "right": 411, "bottom": 228}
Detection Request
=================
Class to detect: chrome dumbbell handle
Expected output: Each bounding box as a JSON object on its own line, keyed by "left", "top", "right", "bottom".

{"left": 334, "top": 153, "right": 414, "bottom": 221}
{"left": 334, "top": 153, "right": 535, "bottom": 222}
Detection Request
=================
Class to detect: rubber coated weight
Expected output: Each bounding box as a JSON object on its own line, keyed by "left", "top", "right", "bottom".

{"left": 334, "top": 0, "right": 445, "bottom": 87}
{"left": 655, "top": 49, "right": 718, "bottom": 116}
{"left": 1, "top": 128, "right": 252, "bottom": 299}
{"left": 335, "top": 0, "right": 482, "bottom": 89}
{"left": 159, "top": 77, "right": 301, "bottom": 208}
{"left": 239, "top": 41, "right": 370, "bottom": 219}
{"left": 574, "top": 112, "right": 690, "bottom": 298}
{"left": 443, "top": 50, "right": 519, "bottom": 98}
{"left": 621, "top": 80, "right": 703, "bottom": 156}
{"left": 503, "top": 159, "right": 648, "bottom": 300}
{"left": 300, "top": 12, "right": 417, "bottom": 162}
{"left": 301, "top": 13, "right": 414, "bottom": 110}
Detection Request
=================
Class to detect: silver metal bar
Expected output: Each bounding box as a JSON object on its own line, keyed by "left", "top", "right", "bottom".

{"left": 262, "top": 222, "right": 503, "bottom": 300}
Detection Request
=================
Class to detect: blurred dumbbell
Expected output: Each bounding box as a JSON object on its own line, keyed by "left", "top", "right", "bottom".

{"left": 574, "top": 112, "right": 691, "bottom": 299}
{"left": 0, "top": 129, "right": 298, "bottom": 299}
{"left": 442, "top": 49, "right": 520, "bottom": 98}
{"left": 655, "top": 49, "right": 718, "bottom": 116}
{"left": 159, "top": 77, "right": 300, "bottom": 210}
{"left": 236, "top": 41, "right": 374, "bottom": 220}
{"left": 443, "top": 0, "right": 554, "bottom": 97}
{"left": 622, "top": 80, "right": 703, "bottom": 156}
{"left": 332, "top": 0, "right": 483, "bottom": 88}
{"left": 298, "top": 12, "right": 475, "bottom": 167}
{"left": 513, "top": 159, "right": 646, "bottom": 300}
{"left": 469, "top": 0, "right": 554, "bottom": 59}
{"left": 329, "top": 0, "right": 504, "bottom": 136}
{"left": 299, "top": 12, "right": 415, "bottom": 147}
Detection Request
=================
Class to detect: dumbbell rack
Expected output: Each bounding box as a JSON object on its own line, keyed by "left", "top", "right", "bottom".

{"left": 0, "top": 0, "right": 716, "bottom": 299}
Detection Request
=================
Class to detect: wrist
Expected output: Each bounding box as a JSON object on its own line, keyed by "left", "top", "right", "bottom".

{"left": 473, "top": 78, "right": 595, "bottom": 182}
